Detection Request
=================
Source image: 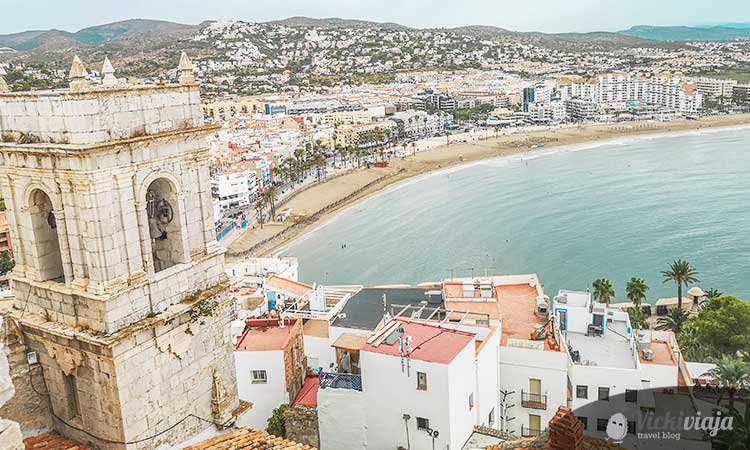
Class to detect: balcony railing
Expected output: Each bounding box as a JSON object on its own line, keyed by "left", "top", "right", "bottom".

{"left": 521, "top": 426, "right": 543, "bottom": 437}
{"left": 319, "top": 372, "right": 362, "bottom": 391}
{"left": 521, "top": 390, "right": 547, "bottom": 410}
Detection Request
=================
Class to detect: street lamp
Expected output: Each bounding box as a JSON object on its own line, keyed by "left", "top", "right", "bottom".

{"left": 425, "top": 427, "right": 439, "bottom": 450}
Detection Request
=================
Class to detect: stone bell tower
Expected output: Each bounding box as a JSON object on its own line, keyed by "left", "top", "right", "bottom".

{"left": 0, "top": 55, "right": 240, "bottom": 449}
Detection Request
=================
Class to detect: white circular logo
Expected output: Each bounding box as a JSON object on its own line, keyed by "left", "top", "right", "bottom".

{"left": 606, "top": 412, "right": 628, "bottom": 443}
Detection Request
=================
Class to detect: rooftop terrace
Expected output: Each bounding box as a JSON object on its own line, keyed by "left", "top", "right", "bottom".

{"left": 362, "top": 319, "right": 475, "bottom": 365}
{"left": 565, "top": 319, "right": 637, "bottom": 370}
{"left": 235, "top": 318, "right": 300, "bottom": 351}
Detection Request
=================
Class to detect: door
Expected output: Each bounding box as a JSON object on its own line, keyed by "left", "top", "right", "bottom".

{"left": 529, "top": 414, "right": 542, "bottom": 435}
{"left": 529, "top": 379, "right": 542, "bottom": 396}
{"left": 558, "top": 310, "right": 567, "bottom": 331}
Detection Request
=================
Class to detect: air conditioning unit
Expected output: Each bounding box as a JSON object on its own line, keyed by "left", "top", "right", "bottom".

{"left": 642, "top": 349, "right": 654, "bottom": 361}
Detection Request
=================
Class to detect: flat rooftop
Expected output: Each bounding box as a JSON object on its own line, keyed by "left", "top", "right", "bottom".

{"left": 566, "top": 320, "right": 637, "bottom": 369}
{"left": 362, "top": 320, "right": 475, "bottom": 365}
{"left": 496, "top": 284, "right": 555, "bottom": 350}
{"left": 333, "top": 287, "right": 441, "bottom": 330}
{"left": 640, "top": 339, "right": 678, "bottom": 366}
{"left": 235, "top": 318, "right": 300, "bottom": 351}
{"left": 556, "top": 290, "right": 591, "bottom": 307}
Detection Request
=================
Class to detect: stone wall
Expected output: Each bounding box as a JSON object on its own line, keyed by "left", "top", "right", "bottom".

{"left": 0, "top": 318, "right": 51, "bottom": 433}
{"left": 0, "top": 85, "right": 203, "bottom": 145}
{"left": 283, "top": 322, "right": 306, "bottom": 403}
{"left": 284, "top": 405, "right": 319, "bottom": 449}
{"left": 14, "top": 284, "right": 239, "bottom": 450}
{"left": 0, "top": 318, "right": 26, "bottom": 450}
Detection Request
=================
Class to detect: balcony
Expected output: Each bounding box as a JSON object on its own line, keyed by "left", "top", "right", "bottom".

{"left": 521, "top": 390, "right": 547, "bottom": 410}
{"left": 319, "top": 372, "right": 362, "bottom": 391}
{"left": 521, "top": 427, "right": 544, "bottom": 437}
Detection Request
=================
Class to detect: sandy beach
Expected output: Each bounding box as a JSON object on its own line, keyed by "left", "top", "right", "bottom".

{"left": 225, "top": 114, "right": 750, "bottom": 261}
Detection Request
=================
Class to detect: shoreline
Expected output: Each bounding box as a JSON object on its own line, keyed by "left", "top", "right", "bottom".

{"left": 225, "top": 114, "right": 750, "bottom": 261}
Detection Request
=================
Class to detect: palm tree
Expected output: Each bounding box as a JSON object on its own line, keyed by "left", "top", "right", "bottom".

{"left": 712, "top": 406, "right": 750, "bottom": 450}
{"left": 626, "top": 277, "right": 649, "bottom": 308}
{"left": 255, "top": 199, "right": 265, "bottom": 229}
{"left": 262, "top": 186, "right": 279, "bottom": 220}
{"left": 661, "top": 259, "right": 699, "bottom": 311}
{"left": 655, "top": 307, "right": 689, "bottom": 333}
{"left": 707, "top": 355, "right": 750, "bottom": 409}
{"left": 705, "top": 288, "right": 723, "bottom": 300}
{"left": 592, "top": 278, "right": 615, "bottom": 304}
{"left": 628, "top": 307, "right": 649, "bottom": 330}
{"left": 313, "top": 151, "right": 326, "bottom": 181}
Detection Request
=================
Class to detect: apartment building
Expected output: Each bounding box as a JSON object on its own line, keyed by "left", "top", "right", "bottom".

{"left": 561, "top": 73, "right": 703, "bottom": 115}
{"left": 211, "top": 169, "right": 259, "bottom": 211}
{"left": 697, "top": 77, "right": 738, "bottom": 99}
{"left": 235, "top": 318, "right": 307, "bottom": 429}
{"left": 317, "top": 318, "right": 499, "bottom": 450}
{"left": 0, "top": 211, "right": 11, "bottom": 254}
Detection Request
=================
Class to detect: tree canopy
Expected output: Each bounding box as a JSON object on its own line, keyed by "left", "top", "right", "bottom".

{"left": 679, "top": 296, "right": 750, "bottom": 360}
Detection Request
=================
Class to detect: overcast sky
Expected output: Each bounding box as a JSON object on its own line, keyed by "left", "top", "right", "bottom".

{"left": 3, "top": 0, "right": 750, "bottom": 34}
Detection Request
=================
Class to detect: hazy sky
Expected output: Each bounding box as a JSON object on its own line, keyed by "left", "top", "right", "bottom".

{"left": 3, "top": 0, "right": 750, "bottom": 34}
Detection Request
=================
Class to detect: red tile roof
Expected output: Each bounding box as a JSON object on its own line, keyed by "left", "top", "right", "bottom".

{"left": 24, "top": 433, "right": 91, "bottom": 450}
{"left": 183, "top": 428, "right": 315, "bottom": 449}
{"left": 291, "top": 375, "right": 320, "bottom": 407}
{"left": 362, "top": 320, "right": 475, "bottom": 365}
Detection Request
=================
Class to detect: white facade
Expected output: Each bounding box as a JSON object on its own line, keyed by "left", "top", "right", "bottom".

{"left": 316, "top": 321, "right": 498, "bottom": 450}
{"left": 562, "top": 73, "right": 703, "bottom": 114}
{"left": 212, "top": 170, "right": 258, "bottom": 211}
{"left": 235, "top": 350, "right": 287, "bottom": 429}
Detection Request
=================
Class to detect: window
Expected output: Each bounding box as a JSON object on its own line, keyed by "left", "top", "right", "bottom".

{"left": 628, "top": 421, "right": 637, "bottom": 435}
{"left": 251, "top": 370, "right": 268, "bottom": 384}
{"left": 625, "top": 389, "right": 638, "bottom": 403}
{"left": 598, "top": 387, "right": 610, "bottom": 401}
{"left": 417, "top": 417, "right": 430, "bottom": 430}
{"left": 579, "top": 416, "right": 588, "bottom": 430}
{"left": 597, "top": 418, "right": 608, "bottom": 432}
{"left": 576, "top": 385, "right": 588, "bottom": 399}
{"left": 469, "top": 393, "right": 474, "bottom": 410}
{"left": 417, "top": 371, "right": 427, "bottom": 391}
{"left": 63, "top": 374, "right": 80, "bottom": 419}
{"left": 488, "top": 408, "right": 495, "bottom": 428}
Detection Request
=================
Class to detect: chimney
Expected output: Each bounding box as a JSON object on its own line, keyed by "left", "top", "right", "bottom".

{"left": 548, "top": 406, "right": 584, "bottom": 450}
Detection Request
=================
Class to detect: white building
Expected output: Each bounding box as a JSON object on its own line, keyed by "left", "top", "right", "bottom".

{"left": 696, "top": 77, "right": 737, "bottom": 99}
{"left": 561, "top": 73, "right": 703, "bottom": 115}
{"left": 391, "top": 110, "right": 447, "bottom": 138}
{"left": 211, "top": 169, "right": 258, "bottom": 211}
{"left": 553, "top": 290, "right": 690, "bottom": 440}
{"left": 234, "top": 318, "right": 306, "bottom": 430}
{"left": 317, "top": 318, "right": 499, "bottom": 450}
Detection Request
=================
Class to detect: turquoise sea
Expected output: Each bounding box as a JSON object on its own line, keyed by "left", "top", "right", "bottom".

{"left": 282, "top": 126, "right": 750, "bottom": 302}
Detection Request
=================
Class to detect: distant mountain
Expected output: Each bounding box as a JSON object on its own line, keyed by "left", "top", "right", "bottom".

{"left": 73, "top": 19, "right": 200, "bottom": 45}
{"left": 620, "top": 25, "right": 750, "bottom": 41}
{"left": 0, "top": 19, "right": 201, "bottom": 51}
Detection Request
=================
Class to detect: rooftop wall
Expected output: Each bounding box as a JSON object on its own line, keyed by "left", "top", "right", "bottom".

{"left": 0, "top": 85, "right": 203, "bottom": 145}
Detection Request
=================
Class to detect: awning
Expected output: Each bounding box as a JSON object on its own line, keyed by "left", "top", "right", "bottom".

{"left": 332, "top": 333, "right": 369, "bottom": 351}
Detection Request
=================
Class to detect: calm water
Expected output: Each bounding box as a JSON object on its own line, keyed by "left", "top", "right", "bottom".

{"left": 283, "top": 126, "right": 750, "bottom": 302}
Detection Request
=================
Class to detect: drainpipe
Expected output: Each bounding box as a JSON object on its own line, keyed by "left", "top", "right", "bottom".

{"left": 402, "top": 414, "right": 411, "bottom": 450}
